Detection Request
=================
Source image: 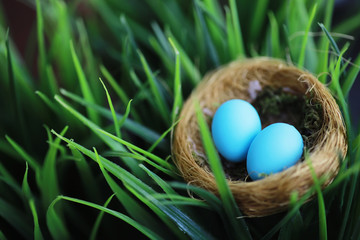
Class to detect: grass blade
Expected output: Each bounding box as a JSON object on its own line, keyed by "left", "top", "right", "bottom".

{"left": 99, "top": 78, "right": 120, "bottom": 138}
{"left": 35, "top": 91, "right": 62, "bottom": 116}
{"left": 54, "top": 95, "right": 145, "bottom": 176}
{"left": 5, "top": 31, "right": 27, "bottom": 147}
{"left": 317, "top": 0, "right": 334, "bottom": 82}
{"left": 250, "top": 0, "right": 270, "bottom": 42}
{"left": 298, "top": 4, "right": 317, "bottom": 69}
{"left": 70, "top": 40, "right": 100, "bottom": 125}
{"left": 333, "top": 11, "right": 360, "bottom": 34}
{"left": 100, "top": 65, "right": 130, "bottom": 107}
{"left": 268, "top": 12, "right": 281, "bottom": 58}
{"left": 138, "top": 50, "right": 170, "bottom": 124}
{"left": 69, "top": 146, "right": 101, "bottom": 201}
{"left": 93, "top": 148, "right": 169, "bottom": 236}
{"left": 41, "top": 126, "right": 68, "bottom": 208}
{"left": 118, "top": 99, "right": 132, "bottom": 131}
{"left": 318, "top": 23, "right": 341, "bottom": 60}
{"left": 76, "top": 19, "right": 101, "bottom": 102}
{"left": 35, "top": 0, "right": 46, "bottom": 81}
{"left": 306, "top": 157, "right": 327, "bottom": 240}
{"left": 228, "top": 0, "right": 245, "bottom": 58}
{"left": 194, "top": 0, "right": 226, "bottom": 62}
{"left": 55, "top": 195, "right": 164, "bottom": 240}
{"left": 55, "top": 95, "right": 118, "bottom": 149}
{"left": 278, "top": 193, "right": 304, "bottom": 240}
{"left": 164, "top": 33, "right": 201, "bottom": 85}
{"left": 59, "top": 89, "right": 165, "bottom": 148}
{"left": 194, "top": 2, "right": 220, "bottom": 66}
{"left": 89, "top": 194, "right": 115, "bottom": 240}
{"left": 5, "top": 135, "right": 40, "bottom": 172}
{"left": 169, "top": 38, "right": 183, "bottom": 124}
{"left": 195, "top": 101, "right": 251, "bottom": 239}
{"left": 54, "top": 132, "right": 212, "bottom": 240}
{"left": 97, "top": 128, "right": 174, "bottom": 171}
{"left": 139, "top": 164, "right": 177, "bottom": 196}
{"left": 147, "top": 119, "right": 179, "bottom": 153}
{"left": 46, "top": 197, "right": 76, "bottom": 240}
{"left": 287, "top": 0, "right": 318, "bottom": 71}
{"left": 342, "top": 54, "right": 360, "bottom": 97}
{"left": 22, "top": 163, "right": 44, "bottom": 240}
{"left": 261, "top": 187, "right": 318, "bottom": 240}
{"left": 0, "top": 198, "right": 32, "bottom": 239}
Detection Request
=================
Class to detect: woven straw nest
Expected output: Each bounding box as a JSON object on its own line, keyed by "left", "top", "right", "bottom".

{"left": 172, "top": 57, "right": 347, "bottom": 217}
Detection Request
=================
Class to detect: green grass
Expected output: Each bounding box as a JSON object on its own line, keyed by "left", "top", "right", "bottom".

{"left": 0, "top": 0, "right": 360, "bottom": 239}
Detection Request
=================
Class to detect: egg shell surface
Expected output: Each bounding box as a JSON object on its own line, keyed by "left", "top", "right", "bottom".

{"left": 211, "top": 99, "right": 261, "bottom": 162}
{"left": 247, "top": 123, "right": 304, "bottom": 180}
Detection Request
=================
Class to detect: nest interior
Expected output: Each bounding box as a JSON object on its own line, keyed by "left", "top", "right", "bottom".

{"left": 172, "top": 57, "right": 347, "bottom": 217}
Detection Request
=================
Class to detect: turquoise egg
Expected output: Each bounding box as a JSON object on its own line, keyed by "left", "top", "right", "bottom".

{"left": 211, "top": 99, "right": 261, "bottom": 162}
{"left": 247, "top": 123, "right": 304, "bottom": 180}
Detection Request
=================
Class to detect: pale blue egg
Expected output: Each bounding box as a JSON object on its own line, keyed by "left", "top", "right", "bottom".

{"left": 211, "top": 99, "right": 261, "bottom": 162}
{"left": 247, "top": 123, "right": 304, "bottom": 180}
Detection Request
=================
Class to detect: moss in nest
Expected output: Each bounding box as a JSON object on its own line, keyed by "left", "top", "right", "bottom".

{"left": 220, "top": 157, "right": 249, "bottom": 181}
{"left": 253, "top": 86, "right": 322, "bottom": 149}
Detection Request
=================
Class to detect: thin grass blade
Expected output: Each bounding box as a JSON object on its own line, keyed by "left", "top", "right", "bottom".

{"left": 318, "top": 23, "right": 342, "bottom": 64}
{"left": 139, "top": 164, "right": 177, "bottom": 196}
{"left": 41, "top": 126, "right": 68, "bottom": 208}
{"left": 118, "top": 99, "right": 132, "bottom": 131}
{"left": 59, "top": 89, "right": 165, "bottom": 148}
{"left": 147, "top": 119, "right": 179, "bottom": 153}
{"left": 5, "top": 32, "right": 27, "bottom": 147}
{"left": 97, "top": 129, "right": 174, "bottom": 170}
{"left": 35, "top": 0, "right": 46, "bottom": 82}
{"left": 54, "top": 95, "right": 144, "bottom": 176}
{"left": 99, "top": 78, "right": 120, "bottom": 138}
{"left": 250, "top": 0, "right": 269, "bottom": 42}
{"left": 22, "top": 165, "right": 44, "bottom": 240}
{"left": 5, "top": 135, "right": 40, "bottom": 172}
{"left": 0, "top": 198, "right": 32, "bottom": 239}
{"left": 195, "top": 102, "right": 251, "bottom": 239}
{"left": 169, "top": 38, "right": 183, "bottom": 124}
{"left": 69, "top": 146, "right": 101, "bottom": 201}
{"left": 164, "top": 33, "right": 201, "bottom": 85}
{"left": 57, "top": 195, "right": 163, "bottom": 240}
{"left": 100, "top": 65, "right": 130, "bottom": 106}
{"left": 53, "top": 133, "right": 212, "bottom": 240}
{"left": 306, "top": 157, "right": 327, "bottom": 240}
{"left": 317, "top": 0, "right": 334, "bottom": 82}
{"left": 69, "top": 40, "right": 100, "bottom": 125}
{"left": 342, "top": 54, "right": 360, "bottom": 97}
{"left": 89, "top": 194, "right": 115, "bottom": 240}
{"left": 93, "top": 148, "right": 169, "bottom": 237}
{"left": 138, "top": 50, "right": 170, "bottom": 124}
{"left": 194, "top": 2, "right": 220, "bottom": 66}
{"left": 228, "top": 0, "right": 245, "bottom": 58}
{"left": 268, "top": 12, "right": 281, "bottom": 58}
{"left": 298, "top": 4, "right": 317, "bottom": 69}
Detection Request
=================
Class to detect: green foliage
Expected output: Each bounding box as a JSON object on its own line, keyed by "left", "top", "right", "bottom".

{"left": 0, "top": 0, "right": 360, "bottom": 239}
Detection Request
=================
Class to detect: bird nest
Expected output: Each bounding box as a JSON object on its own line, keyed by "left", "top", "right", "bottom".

{"left": 172, "top": 57, "right": 347, "bottom": 217}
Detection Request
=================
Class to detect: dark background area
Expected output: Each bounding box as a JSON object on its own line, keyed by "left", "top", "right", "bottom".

{"left": 2, "top": 0, "right": 359, "bottom": 128}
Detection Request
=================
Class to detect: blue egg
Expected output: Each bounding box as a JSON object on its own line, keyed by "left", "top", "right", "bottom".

{"left": 247, "top": 123, "right": 304, "bottom": 180}
{"left": 211, "top": 99, "right": 261, "bottom": 162}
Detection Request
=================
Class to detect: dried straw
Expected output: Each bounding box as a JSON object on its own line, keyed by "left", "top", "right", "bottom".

{"left": 172, "top": 57, "right": 347, "bottom": 217}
